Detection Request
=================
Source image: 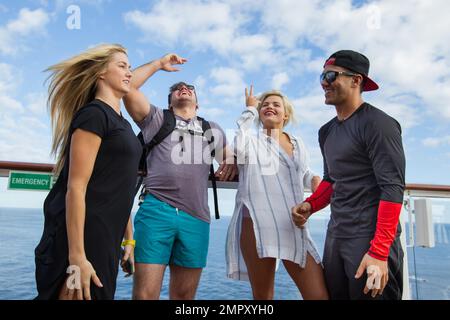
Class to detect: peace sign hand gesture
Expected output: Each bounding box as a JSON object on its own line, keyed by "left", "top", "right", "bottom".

{"left": 245, "top": 85, "right": 259, "bottom": 108}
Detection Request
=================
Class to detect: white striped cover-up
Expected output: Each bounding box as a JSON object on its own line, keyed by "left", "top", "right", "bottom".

{"left": 226, "top": 107, "right": 322, "bottom": 281}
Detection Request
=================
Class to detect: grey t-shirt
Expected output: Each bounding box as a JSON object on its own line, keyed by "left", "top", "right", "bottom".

{"left": 136, "top": 105, "right": 227, "bottom": 223}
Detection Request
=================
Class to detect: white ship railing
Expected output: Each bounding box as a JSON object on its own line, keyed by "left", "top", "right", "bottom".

{"left": 1, "top": 161, "right": 449, "bottom": 300}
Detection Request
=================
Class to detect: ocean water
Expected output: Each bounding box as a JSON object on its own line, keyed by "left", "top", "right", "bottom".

{"left": 0, "top": 207, "right": 449, "bottom": 300}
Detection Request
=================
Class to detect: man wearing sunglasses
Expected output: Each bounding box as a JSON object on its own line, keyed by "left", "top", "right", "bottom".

{"left": 123, "top": 53, "right": 237, "bottom": 300}
{"left": 292, "top": 50, "right": 406, "bottom": 300}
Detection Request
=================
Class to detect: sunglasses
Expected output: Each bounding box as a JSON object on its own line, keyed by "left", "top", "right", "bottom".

{"left": 171, "top": 83, "right": 195, "bottom": 92}
{"left": 320, "top": 71, "right": 357, "bottom": 84}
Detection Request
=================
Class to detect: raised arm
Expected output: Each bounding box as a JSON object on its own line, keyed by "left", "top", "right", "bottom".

{"left": 123, "top": 53, "right": 187, "bottom": 122}
{"left": 233, "top": 85, "right": 259, "bottom": 162}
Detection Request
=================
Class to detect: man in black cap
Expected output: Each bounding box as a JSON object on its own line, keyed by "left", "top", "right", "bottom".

{"left": 292, "top": 50, "right": 406, "bottom": 300}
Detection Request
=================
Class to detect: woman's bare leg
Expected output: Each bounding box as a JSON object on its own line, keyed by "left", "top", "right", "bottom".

{"left": 283, "top": 254, "right": 329, "bottom": 300}
{"left": 240, "top": 217, "right": 276, "bottom": 300}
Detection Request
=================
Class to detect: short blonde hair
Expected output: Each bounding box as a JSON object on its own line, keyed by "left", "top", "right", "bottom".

{"left": 257, "top": 90, "right": 296, "bottom": 127}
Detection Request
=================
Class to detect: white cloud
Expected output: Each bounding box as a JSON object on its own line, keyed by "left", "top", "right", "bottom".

{"left": 124, "top": 1, "right": 240, "bottom": 55}
{"left": 0, "top": 63, "right": 52, "bottom": 163}
{"left": 123, "top": 0, "right": 450, "bottom": 126}
{"left": 199, "top": 107, "right": 226, "bottom": 119}
{"left": 191, "top": 75, "right": 211, "bottom": 106}
{"left": 0, "top": 112, "right": 52, "bottom": 163}
{"left": 0, "top": 63, "right": 19, "bottom": 92}
{"left": 230, "top": 34, "right": 276, "bottom": 71}
{"left": 123, "top": 1, "right": 275, "bottom": 71}
{"left": 371, "top": 100, "right": 421, "bottom": 130}
{"left": 422, "top": 136, "right": 450, "bottom": 148}
{"left": 7, "top": 8, "right": 48, "bottom": 35}
{"left": 271, "top": 72, "right": 289, "bottom": 90}
{"left": 291, "top": 91, "right": 421, "bottom": 131}
{"left": 209, "top": 67, "right": 246, "bottom": 100}
{"left": 0, "top": 8, "right": 49, "bottom": 55}
{"left": 46, "top": 0, "right": 111, "bottom": 12}
{"left": 292, "top": 93, "right": 336, "bottom": 128}
{"left": 25, "top": 92, "right": 47, "bottom": 115}
{"left": 194, "top": 75, "right": 207, "bottom": 90}
{"left": 21, "top": 117, "right": 48, "bottom": 130}
{"left": 0, "top": 95, "right": 24, "bottom": 113}
{"left": 0, "top": 63, "right": 24, "bottom": 113}
{"left": 306, "top": 145, "right": 323, "bottom": 174}
{"left": 259, "top": 0, "right": 450, "bottom": 122}
{"left": 3, "top": 0, "right": 448, "bottom": 170}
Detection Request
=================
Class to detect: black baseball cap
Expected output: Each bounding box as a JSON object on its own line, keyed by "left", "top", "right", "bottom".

{"left": 324, "top": 50, "right": 379, "bottom": 91}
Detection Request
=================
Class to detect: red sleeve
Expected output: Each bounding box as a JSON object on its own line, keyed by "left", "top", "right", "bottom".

{"left": 368, "top": 200, "right": 402, "bottom": 261}
{"left": 304, "top": 180, "right": 333, "bottom": 214}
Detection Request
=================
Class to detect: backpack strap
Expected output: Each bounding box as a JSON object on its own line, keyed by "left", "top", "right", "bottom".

{"left": 135, "top": 109, "right": 176, "bottom": 195}
{"left": 136, "top": 111, "right": 221, "bottom": 220}
{"left": 197, "top": 116, "right": 220, "bottom": 220}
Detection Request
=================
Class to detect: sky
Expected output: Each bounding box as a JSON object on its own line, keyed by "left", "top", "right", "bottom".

{"left": 0, "top": 0, "right": 450, "bottom": 210}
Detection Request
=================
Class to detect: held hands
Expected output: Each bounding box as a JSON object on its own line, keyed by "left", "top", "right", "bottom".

{"left": 355, "top": 253, "right": 389, "bottom": 298}
{"left": 291, "top": 202, "right": 312, "bottom": 229}
{"left": 245, "top": 85, "right": 259, "bottom": 108}
{"left": 159, "top": 53, "right": 187, "bottom": 72}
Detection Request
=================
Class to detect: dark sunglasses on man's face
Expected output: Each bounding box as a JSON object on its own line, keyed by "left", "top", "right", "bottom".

{"left": 172, "top": 84, "right": 195, "bottom": 92}
{"left": 320, "top": 71, "right": 357, "bottom": 84}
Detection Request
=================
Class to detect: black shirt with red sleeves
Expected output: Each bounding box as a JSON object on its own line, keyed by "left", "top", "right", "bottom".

{"left": 319, "top": 102, "right": 405, "bottom": 238}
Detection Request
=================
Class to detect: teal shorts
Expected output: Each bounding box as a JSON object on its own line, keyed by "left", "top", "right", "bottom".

{"left": 134, "top": 193, "right": 210, "bottom": 268}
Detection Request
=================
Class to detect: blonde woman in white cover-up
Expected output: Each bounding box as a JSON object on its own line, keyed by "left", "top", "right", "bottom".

{"left": 226, "top": 86, "right": 329, "bottom": 300}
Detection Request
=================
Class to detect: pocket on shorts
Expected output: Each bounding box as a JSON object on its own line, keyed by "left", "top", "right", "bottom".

{"left": 135, "top": 194, "right": 167, "bottom": 228}
{"left": 143, "top": 194, "right": 167, "bottom": 211}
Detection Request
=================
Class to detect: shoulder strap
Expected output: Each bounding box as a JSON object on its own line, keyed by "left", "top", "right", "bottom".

{"left": 197, "top": 116, "right": 213, "bottom": 144}
{"left": 197, "top": 116, "right": 220, "bottom": 220}
{"left": 140, "top": 109, "right": 176, "bottom": 167}
{"left": 145, "top": 109, "right": 177, "bottom": 150}
{"left": 135, "top": 109, "right": 176, "bottom": 195}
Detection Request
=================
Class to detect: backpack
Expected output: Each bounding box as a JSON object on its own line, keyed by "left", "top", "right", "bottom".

{"left": 135, "top": 109, "right": 220, "bottom": 219}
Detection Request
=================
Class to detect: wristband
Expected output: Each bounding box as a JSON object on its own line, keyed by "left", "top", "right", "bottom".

{"left": 121, "top": 240, "right": 136, "bottom": 248}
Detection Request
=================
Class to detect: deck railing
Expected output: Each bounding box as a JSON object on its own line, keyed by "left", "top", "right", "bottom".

{"left": 1, "top": 161, "right": 450, "bottom": 194}
{"left": 1, "top": 160, "right": 450, "bottom": 300}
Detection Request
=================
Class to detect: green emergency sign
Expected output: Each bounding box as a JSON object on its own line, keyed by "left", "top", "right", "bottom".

{"left": 8, "top": 171, "right": 53, "bottom": 191}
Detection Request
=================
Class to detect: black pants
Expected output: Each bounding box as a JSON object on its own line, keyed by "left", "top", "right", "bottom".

{"left": 323, "top": 235, "right": 404, "bottom": 300}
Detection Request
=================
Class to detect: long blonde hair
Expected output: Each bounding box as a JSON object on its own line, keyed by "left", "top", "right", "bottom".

{"left": 257, "top": 90, "right": 296, "bottom": 127}
{"left": 46, "top": 44, "right": 127, "bottom": 175}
